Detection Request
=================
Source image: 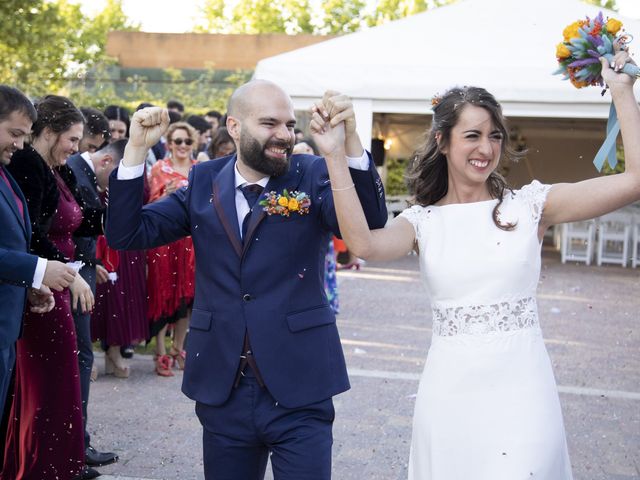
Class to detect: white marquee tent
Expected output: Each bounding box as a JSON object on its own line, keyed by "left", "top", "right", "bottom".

{"left": 254, "top": 0, "right": 640, "bottom": 180}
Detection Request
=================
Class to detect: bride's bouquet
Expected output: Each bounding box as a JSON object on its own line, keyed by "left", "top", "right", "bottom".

{"left": 555, "top": 12, "right": 639, "bottom": 170}
{"left": 555, "top": 12, "right": 638, "bottom": 88}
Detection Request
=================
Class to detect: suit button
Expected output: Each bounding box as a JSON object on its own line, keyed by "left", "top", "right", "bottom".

{"left": 242, "top": 294, "right": 252, "bottom": 302}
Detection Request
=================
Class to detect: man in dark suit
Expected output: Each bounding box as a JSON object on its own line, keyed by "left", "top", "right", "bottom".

{"left": 105, "top": 80, "right": 387, "bottom": 480}
{"left": 68, "top": 136, "right": 126, "bottom": 473}
{"left": 0, "top": 85, "right": 77, "bottom": 421}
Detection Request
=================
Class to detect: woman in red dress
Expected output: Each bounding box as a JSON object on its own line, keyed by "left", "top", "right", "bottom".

{"left": 146, "top": 122, "right": 196, "bottom": 376}
{"left": 2, "top": 96, "right": 96, "bottom": 480}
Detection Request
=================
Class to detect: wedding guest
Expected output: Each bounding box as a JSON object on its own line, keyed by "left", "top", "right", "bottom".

{"left": 92, "top": 110, "right": 147, "bottom": 377}
{"left": 187, "top": 115, "right": 213, "bottom": 162}
{"left": 104, "top": 105, "right": 130, "bottom": 142}
{"left": 79, "top": 107, "right": 110, "bottom": 154}
{"left": 146, "top": 122, "right": 196, "bottom": 376}
{"left": 3, "top": 95, "right": 96, "bottom": 480}
{"left": 68, "top": 139, "right": 127, "bottom": 471}
{"left": 204, "top": 110, "right": 222, "bottom": 132}
{"left": 167, "top": 99, "right": 184, "bottom": 119}
{"left": 202, "top": 126, "right": 235, "bottom": 162}
{"left": 0, "top": 85, "right": 63, "bottom": 439}
{"left": 293, "top": 139, "right": 339, "bottom": 314}
{"left": 311, "top": 51, "right": 640, "bottom": 479}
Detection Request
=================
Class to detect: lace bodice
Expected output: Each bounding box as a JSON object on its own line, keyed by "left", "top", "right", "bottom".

{"left": 399, "top": 181, "right": 551, "bottom": 337}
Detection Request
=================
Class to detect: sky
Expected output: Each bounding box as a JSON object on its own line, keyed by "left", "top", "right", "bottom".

{"left": 75, "top": 0, "right": 640, "bottom": 33}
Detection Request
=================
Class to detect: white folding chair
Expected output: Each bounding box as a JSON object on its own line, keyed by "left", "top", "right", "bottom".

{"left": 561, "top": 220, "right": 596, "bottom": 265}
{"left": 596, "top": 212, "right": 633, "bottom": 267}
{"left": 385, "top": 196, "right": 409, "bottom": 220}
{"left": 632, "top": 221, "right": 640, "bottom": 268}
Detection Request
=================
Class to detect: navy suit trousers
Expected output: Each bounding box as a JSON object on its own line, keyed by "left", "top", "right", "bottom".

{"left": 195, "top": 374, "right": 334, "bottom": 480}
{"left": 0, "top": 344, "right": 15, "bottom": 425}
{"left": 72, "top": 264, "right": 96, "bottom": 448}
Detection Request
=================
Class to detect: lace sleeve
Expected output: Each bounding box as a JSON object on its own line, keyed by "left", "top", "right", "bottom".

{"left": 398, "top": 205, "right": 426, "bottom": 242}
{"left": 517, "top": 180, "right": 552, "bottom": 225}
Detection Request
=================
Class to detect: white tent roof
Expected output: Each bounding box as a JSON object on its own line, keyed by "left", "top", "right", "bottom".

{"left": 254, "top": 0, "right": 640, "bottom": 119}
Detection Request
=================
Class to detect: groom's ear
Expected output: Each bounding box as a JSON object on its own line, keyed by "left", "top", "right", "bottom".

{"left": 227, "top": 116, "right": 241, "bottom": 143}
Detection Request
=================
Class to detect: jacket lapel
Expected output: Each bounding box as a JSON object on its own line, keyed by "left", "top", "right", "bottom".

{"left": 241, "top": 157, "right": 304, "bottom": 257}
{"left": 0, "top": 166, "right": 28, "bottom": 238}
{"left": 211, "top": 157, "right": 243, "bottom": 258}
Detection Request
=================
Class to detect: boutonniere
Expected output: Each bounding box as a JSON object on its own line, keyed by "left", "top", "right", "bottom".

{"left": 259, "top": 189, "right": 311, "bottom": 217}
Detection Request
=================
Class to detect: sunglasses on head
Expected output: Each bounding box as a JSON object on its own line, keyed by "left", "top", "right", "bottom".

{"left": 172, "top": 138, "right": 194, "bottom": 146}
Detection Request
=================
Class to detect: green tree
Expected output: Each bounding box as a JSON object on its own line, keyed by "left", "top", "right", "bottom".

{"left": 367, "top": 0, "right": 429, "bottom": 27}
{"left": 602, "top": 145, "right": 625, "bottom": 175}
{"left": 196, "top": 0, "right": 453, "bottom": 35}
{"left": 384, "top": 157, "right": 410, "bottom": 195}
{"left": 318, "top": 0, "right": 367, "bottom": 34}
{"left": 583, "top": 0, "right": 617, "bottom": 10}
{"left": 0, "top": 0, "right": 138, "bottom": 97}
{"left": 0, "top": 0, "right": 74, "bottom": 95}
{"left": 196, "top": 0, "right": 313, "bottom": 34}
{"left": 73, "top": 0, "right": 139, "bottom": 69}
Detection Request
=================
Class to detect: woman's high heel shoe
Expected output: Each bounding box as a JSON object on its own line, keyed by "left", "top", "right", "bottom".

{"left": 105, "top": 353, "right": 130, "bottom": 378}
{"left": 155, "top": 354, "right": 174, "bottom": 377}
{"left": 337, "top": 261, "right": 361, "bottom": 270}
{"left": 90, "top": 364, "right": 98, "bottom": 382}
{"left": 169, "top": 346, "right": 186, "bottom": 370}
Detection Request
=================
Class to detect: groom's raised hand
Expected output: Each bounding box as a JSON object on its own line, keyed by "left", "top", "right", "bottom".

{"left": 318, "top": 91, "right": 363, "bottom": 158}
{"left": 310, "top": 108, "right": 346, "bottom": 161}
{"left": 123, "top": 107, "right": 170, "bottom": 167}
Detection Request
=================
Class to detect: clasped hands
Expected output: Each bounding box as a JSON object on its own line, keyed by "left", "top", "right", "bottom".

{"left": 310, "top": 91, "right": 358, "bottom": 159}
{"left": 27, "top": 285, "right": 55, "bottom": 314}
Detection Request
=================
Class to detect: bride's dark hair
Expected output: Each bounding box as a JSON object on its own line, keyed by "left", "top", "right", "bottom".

{"left": 406, "top": 86, "right": 525, "bottom": 230}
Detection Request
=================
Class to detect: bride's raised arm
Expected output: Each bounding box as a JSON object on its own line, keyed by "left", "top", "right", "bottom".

{"left": 542, "top": 51, "right": 640, "bottom": 229}
{"left": 310, "top": 95, "right": 416, "bottom": 262}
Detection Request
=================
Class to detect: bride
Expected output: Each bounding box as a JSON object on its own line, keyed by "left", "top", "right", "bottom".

{"left": 310, "top": 50, "right": 639, "bottom": 479}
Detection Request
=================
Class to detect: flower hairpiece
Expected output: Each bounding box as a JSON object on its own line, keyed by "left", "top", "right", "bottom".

{"left": 430, "top": 93, "right": 442, "bottom": 108}
{"left": 259, "top": 189, "right": 311, "bottom": 217}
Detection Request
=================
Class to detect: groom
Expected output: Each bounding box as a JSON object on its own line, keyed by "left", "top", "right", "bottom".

{"left": 105, "top": 80, "right": 387, "bottom": 479}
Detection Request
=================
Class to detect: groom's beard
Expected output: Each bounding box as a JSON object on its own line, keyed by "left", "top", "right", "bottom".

{"left": 239, "top": 132, "right": 292, "bottom": 177}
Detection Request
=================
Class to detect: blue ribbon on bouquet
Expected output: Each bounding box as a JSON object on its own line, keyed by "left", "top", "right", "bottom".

{"left": 592, "top": 103, "right": 619, "bottom": 171}
{"left": 592, "top": 53, "right": 640, "bottom": 172}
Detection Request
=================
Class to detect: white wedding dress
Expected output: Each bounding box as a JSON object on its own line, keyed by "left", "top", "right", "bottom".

{"left": 399, "top": 181, "right": 573, "bottom": 480}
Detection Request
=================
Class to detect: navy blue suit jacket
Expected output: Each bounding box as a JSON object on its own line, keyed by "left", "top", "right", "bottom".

{"left": 0, "top": 165, "right": 37, "bottom": 349}
{"left": 106, "top": 153, "right": 387, "bottom": 408}
{"left": 67, "top": 154, "right": 103, "bottom": 267}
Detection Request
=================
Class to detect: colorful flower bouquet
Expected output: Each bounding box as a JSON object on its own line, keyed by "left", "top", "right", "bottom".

{"left": 555, "top": 12, "right": 638, "bottom": 171}
{"left": 259, "top": 189, "right": 311, "bottom": 217}
{"left": 555, "top": 12, "right": 638, "bottom": 88}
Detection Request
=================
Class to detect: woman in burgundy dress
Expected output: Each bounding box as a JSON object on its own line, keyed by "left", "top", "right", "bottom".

{"left": 2, "top": 96, "right": 95, "bottom": 480}
{"left": 90, "top": 104, "right": 148, "bottom": 378}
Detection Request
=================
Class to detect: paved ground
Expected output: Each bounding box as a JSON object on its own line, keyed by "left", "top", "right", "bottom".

{"left": 90, "top": 249, "right": 640, "bottom": 480}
